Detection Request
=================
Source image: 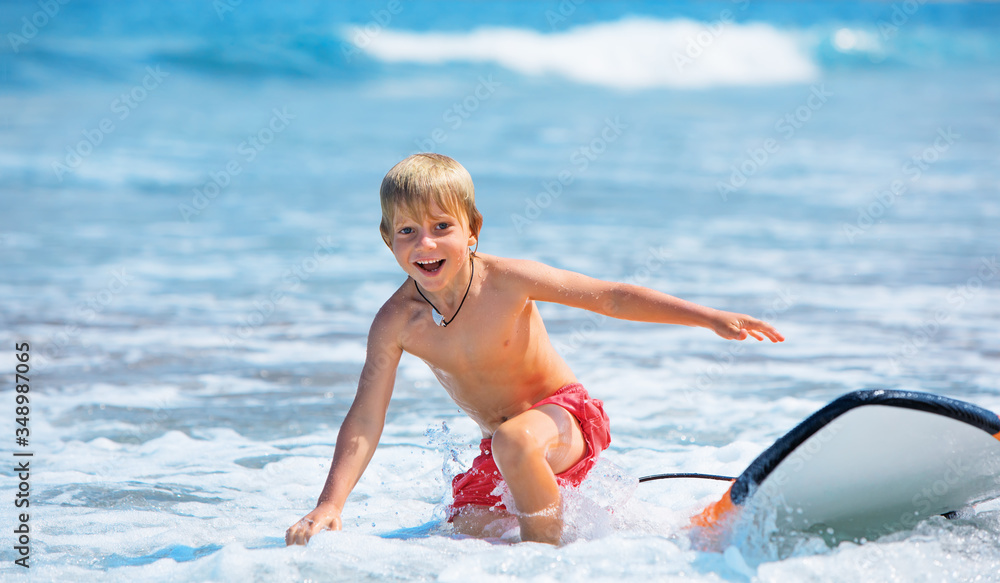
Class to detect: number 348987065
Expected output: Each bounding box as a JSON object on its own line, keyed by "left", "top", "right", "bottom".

{"left": 15, "top": 343, "right": 30, "bottom": 444}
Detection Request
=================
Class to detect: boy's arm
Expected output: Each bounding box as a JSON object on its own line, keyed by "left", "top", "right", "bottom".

{"left": 285, "top": 306, "right": 403, "bottom": 546}
{"left": 507, "top": 259, "right": 784, "bottom": 342}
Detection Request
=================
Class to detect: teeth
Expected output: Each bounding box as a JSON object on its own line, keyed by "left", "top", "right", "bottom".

{"left": 416, "top": 259, "right": 441, "bottom": 264}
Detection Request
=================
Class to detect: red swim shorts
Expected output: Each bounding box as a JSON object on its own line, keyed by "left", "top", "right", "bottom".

{"left": 448, "top": 383, "right": 611, "bottom": 519}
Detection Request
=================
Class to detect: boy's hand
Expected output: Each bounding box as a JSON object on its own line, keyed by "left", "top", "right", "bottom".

{"left": 285, "top": 503, "right": 343, "bottom": 546}
{"left": 711, "top": 310, "right": 785, "bottom": 343}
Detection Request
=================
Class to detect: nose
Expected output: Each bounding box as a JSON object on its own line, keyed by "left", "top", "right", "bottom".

{"left": 416, "top": 231, "right": 436, "bottom": 250}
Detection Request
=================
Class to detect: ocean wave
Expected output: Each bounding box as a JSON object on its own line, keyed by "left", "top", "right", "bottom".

{"left": 8, "top": 12, "right": 998, "bottom": 90}
{"left": 351, "top": 17, "right": 819, "bottom": 89}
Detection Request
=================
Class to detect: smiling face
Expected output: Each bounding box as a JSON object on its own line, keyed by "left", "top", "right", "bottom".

{"left": 391, "top": 202, "right": 478, "bottom": 293}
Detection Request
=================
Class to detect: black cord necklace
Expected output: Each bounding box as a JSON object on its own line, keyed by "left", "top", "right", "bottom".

{"left": 413, "top": 256, "right": 474, "bottom": 327}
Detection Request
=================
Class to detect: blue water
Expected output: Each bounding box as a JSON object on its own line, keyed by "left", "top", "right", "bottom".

{"left": 2, "top": 1, "right": 999, "bottom": 581}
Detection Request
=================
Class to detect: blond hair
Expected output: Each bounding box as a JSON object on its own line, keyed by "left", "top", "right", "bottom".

{"left": 379, "top": 153, "right": 483, "bottom": 248}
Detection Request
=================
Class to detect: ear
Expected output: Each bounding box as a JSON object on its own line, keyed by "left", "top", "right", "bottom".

{"left": 467, "top": 233, "right": 478, "bottom": 249}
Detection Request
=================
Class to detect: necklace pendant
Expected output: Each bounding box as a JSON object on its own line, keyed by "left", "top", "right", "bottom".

{"left": 432, "top": 310, "right": 446, "bottom": 327}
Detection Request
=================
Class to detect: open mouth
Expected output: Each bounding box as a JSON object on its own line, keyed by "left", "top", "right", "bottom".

{"left": 415, "top": 259, "right": 445, "bottom": 273}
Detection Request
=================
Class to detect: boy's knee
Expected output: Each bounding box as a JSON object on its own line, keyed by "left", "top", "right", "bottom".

{"left": 492, "top": 422, "right": 543, "bottom": 470}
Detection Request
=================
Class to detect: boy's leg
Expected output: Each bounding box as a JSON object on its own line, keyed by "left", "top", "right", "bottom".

{"left": 452, "top": 505, "right": 512, "bottom": 537}
{"left": 490, "top": 403, "right": 586, "bottom": 544}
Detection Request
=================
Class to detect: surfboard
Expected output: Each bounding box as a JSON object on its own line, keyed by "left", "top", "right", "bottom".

{"left": 687, "top": 389, "right": 1000, "bottom": 545}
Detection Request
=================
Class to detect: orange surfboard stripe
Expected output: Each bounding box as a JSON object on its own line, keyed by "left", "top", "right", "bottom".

{"left": 689, "top": 485, "right": 737, "bottom": 529}
{"left": 995, "top": 415, "right": 1000, "bottom": 441}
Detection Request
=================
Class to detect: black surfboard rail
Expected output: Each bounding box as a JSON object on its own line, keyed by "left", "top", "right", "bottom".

{"left": 729, "top": 389, "right": 1000, "bottom": 506}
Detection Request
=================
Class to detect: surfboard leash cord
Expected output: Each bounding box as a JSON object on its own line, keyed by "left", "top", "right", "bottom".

{"left": 638, "top": 472, "right": 736, "bottom": 483}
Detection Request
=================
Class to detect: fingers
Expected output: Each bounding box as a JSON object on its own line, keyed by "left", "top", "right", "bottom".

{"left": 756, "top": 320, "right": 784, "bottom": 342}
{"left": 285, "top": 524, "right": 303, "bottom": 546}
{"left": 286, "top": 512, "right": 342, "bottom": 546}
{"left": 718, "top": 312, "right": 784, "bottom": 343}
{"left": 746, "top": 320, "right": 784, "bottom": 343}
{"left": 285, "top": 518, "right": 315, "bottom": 546}
{"left": 729, "top": 315, "right": 784, "bottom": 343}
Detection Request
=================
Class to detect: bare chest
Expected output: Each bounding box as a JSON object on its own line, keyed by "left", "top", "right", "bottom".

{"left": 401, "top": 289, "right": 532, "bottom": 374}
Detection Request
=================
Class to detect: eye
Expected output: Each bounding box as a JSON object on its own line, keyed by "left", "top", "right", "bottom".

{"left": 398, "top": 226, "right": 413, "bottom": 235}
{"left": 435, "top": 222, "right": 450, "bottom": 230}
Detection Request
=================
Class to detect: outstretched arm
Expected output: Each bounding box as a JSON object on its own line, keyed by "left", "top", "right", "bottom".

{"left": 507, "top": 259, "right": 784, "bottom": 342}
{"left": 285, "top": 308, "right": 403, "bottom": 545}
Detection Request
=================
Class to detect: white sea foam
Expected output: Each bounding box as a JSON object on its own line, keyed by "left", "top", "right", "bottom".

{"left": 353, "top": 18, "right": 818, "bottom": 89}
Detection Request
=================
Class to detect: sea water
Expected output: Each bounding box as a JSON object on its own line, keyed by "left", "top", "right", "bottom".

{"left": 1, "top": 1, "right": 999, "bottom": 580}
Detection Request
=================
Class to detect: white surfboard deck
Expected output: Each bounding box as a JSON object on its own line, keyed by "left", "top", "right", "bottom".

{"left": 689, "top": 390, "right": 1000, "bottom": 542}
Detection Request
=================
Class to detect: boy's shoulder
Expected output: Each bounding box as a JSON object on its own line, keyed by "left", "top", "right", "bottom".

{"left": 484, "top": 255, "right": 565, "bottom": 296}
{"left": 376, "top": 279, "right": 420, "bottom": 319}
{"left": 478, "top": 253, "right": 547, "bottom": 280}
{"left": 366, "top": 280, "right": 423, "bottom": 343}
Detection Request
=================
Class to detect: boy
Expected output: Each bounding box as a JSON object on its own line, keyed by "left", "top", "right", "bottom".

{"left": 285, "top": 153, "right": 784, "bottom": 546}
